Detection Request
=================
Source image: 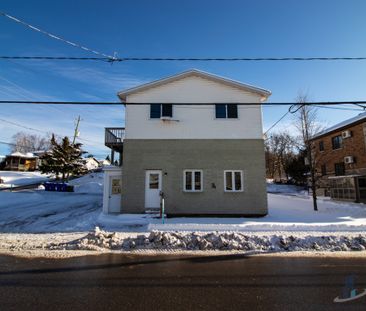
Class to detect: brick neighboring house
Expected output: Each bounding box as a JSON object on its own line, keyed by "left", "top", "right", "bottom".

{"left": 310, "top": 112, "right": 366, "bottom": 202}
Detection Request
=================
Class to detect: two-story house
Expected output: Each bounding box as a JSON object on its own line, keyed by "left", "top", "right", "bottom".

{"left": 103, "top": 69, "right": 271, "bottom": 216}
{"left": 310, "top": 112, "right": 366, "bottom": 203}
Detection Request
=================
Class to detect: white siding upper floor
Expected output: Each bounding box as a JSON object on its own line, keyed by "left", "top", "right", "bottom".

{"left": 121, "top": 71, "right": 270, "bottom": 140}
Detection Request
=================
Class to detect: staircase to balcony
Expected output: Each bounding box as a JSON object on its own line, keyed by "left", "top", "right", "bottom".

{"left": 105, "top": 127, "right": 125, "bottom": 165}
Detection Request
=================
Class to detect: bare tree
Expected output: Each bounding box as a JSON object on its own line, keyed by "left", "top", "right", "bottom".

{"left": 265, "top": 138, "right": 277, "bottom": 179}
{"left": 11, "top": 132, "right": 51, "bottom": 153}
{"left": 293, "top": 93, "right": 323, "bottom": 211}
{"left": 265, "top": 131, "right": 296, "bottom": 181}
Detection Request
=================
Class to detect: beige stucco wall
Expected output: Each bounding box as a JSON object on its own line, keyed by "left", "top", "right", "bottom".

{"left": 121, "top": 139, "right": 268, "bottom": 216}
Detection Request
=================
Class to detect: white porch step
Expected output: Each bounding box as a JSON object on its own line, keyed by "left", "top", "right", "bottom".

{"left": 145, "top": 208, "right": 160, "bottom": 214}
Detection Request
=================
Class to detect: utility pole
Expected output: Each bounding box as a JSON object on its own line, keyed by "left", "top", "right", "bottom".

{"left": 72, "top": 115, "right": 81, "bottom": 145}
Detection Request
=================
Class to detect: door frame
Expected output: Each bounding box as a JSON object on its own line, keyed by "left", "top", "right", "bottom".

{"left": 108, "top": 175, "right": 122, "bottom": 213}
{"left": 144, "top": 170, "right": 162, "bottom": 209}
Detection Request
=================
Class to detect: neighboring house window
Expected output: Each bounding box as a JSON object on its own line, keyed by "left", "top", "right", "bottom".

{"left": 321, "top": 164, "right": 327, "bottom": 176}
{"left": 319, "top": 141, "right": 324, "bottom": 151}
{"left": 184, "top": 170, "right": 202, "bottom": 192}
{"left": 215, "top": 104, "right": 238, "bottom": 119}
{"left": 150, "top": 104, "right": 173, "bottom": 118}
{"left": 334, "top": 162, "right": 345, "bottom": 176}
{"left": 332, "top": 135, "right": 342, "bottom": 150}
{"left": 224, "top": 170, "right": 243, "bottom": 192}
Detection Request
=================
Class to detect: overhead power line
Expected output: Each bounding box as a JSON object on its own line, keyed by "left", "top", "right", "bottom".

{"left": 313, "top": 105, "right": 365, "bottom": 111}
{"left": 1, "top": 100, "right": 366, "bottom": 106}
{"left": 0, "top": 100, "right": 122, "bottom": 105}
{"left": 115, "top": 57, "right": 366, "bottom": 62}
{"left": 1, "top": 56, "right": 366, "bottom": 62}
{"left": 0, "top": 11, "right": 117, "bottom": 61}
{"left": 263, "top": 111, "right": 290, "bottom": 136}
{"left": 0, "top": 117, "right": 103, "bottom": 146}
{"left": 0, "top": 140, "right": 17, "bottom": 147}
{"left": 2, "top": 11, "right": 366, "bottom": 65}
{"left": 0, "top": 56, "right": 110, "bottom": 62}
{"left": 264, "top": 103, "right": 365, "bottom": 136}
{"left": 0, "top": 117, "right": 45, "bottom": 134}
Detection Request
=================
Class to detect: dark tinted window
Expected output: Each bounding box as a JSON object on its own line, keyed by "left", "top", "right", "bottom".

{"left": 194, "top": 171, "right": 201, "bottom": 190}
{"left": 225, "top": 171, "right": 232, "bottom": 191}
{"left": 150, "top": 104, "right": 161, "bottom": 118}
{"left": 234, "top": 171, "right": 242, "bottom": 190}
{"left": 162, "top": 104, "right": 172, "bottom": 117}
{"left": 332, "top": 136, "right": 342, "bottom": 150}
{"left": 335, "top": 162, "right": 345, "bottom": 176}
{"left": 215, "top": 104, "right": 226, "bottom": 118}
{"left": 358, "top": 177, "right": 366, "bottom": 188}
{"left": 321, "top": 164, "right": 327, "bottom": 176}
{"left": 184, "top": 170, "right": 202, "bottom": 191}
{"left": 319, "top": 141, "right": 324, "bottom": 151}
{"left": 185, "top": 171, "right": 192, "bottom": 190}
{"left": 227, "top": 104, "right": 238, "bottom": 118}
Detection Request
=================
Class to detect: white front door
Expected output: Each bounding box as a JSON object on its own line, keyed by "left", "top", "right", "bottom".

{"left": 108, "top": 176, "right": 122, "bottom": 213}
{"left": 145, "top": 170, "right": 162, "bottom": 209}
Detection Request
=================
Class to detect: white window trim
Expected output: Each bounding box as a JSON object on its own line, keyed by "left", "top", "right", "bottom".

{"left": 183, "top": 169, "right": 203, "bottom": 192}
{"left": 224, "top": 170, "right": 244, "bottom": 192}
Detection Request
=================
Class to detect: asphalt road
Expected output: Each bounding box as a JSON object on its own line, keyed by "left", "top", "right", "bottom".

{"left": 1, "top": 253, "right": 366, "bottom": 310}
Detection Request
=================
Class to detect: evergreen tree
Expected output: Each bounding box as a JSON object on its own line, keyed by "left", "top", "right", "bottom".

{"left": 39, "top": 135, "right": 87, "bottom": 181}
{"left": 284, "top": 149, "right": 308, "bottom": 185}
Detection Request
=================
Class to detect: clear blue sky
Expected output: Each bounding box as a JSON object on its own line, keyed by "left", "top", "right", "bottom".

{"left": 1, "top": 0, "right": 366, "bottom": 157}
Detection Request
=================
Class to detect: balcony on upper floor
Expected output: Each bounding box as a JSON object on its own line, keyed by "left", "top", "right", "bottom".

{"left": 105, "top": 127, "right": 125, "bottom": 153}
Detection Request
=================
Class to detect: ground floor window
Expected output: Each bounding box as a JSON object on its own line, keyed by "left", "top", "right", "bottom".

{"left": 184, "top": 170, "right": 202, "bottom": 192}
{"left": 321, "top": 164, "right": 327, "bottom": 176}
{"left": 334, "top": 162, "right": 345, "bottom": 176}
{"left": 224, "top": 170, "right": 243, "bottom": 192}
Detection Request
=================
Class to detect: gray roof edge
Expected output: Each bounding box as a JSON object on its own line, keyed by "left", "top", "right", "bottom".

{"left": 117, "top": 69, "right": 271, "bottom": 101}
{"left": 311, "top": 112, "right": 366, "bottom": 139}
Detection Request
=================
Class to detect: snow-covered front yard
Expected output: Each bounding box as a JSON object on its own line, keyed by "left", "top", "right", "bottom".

{"left": 0, "top": 171, "right": 50, "bottom": 188}
{"left": 0, "top": 172, "right": 103, "bottom": 232}
{"left": 104, "top": 194, "right": 366, "bottom": 232}
{"left": 0, "top": 173, "right": 366, "bottom": 233}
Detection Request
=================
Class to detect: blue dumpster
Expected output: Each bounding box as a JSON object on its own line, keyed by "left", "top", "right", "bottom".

{"left": 44, "top": 182, "right": 74, "bottom": 192}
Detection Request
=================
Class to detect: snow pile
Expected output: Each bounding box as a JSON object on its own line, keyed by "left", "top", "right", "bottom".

{"left": 70, "top": 172, "right": 103, "bottom": 194}
{"left": 0, "top": 171, "right": 49, "bottom": 187}
{"left": 48, "top": 227, "right": 121, "bottom": 251}
{"left": 48, "top": 227, "right": 366, "bottom": 252}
